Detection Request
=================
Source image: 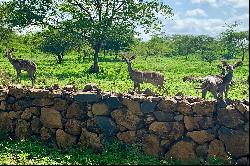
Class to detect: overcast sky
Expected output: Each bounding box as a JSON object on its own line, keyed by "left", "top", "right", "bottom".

{"left": 138, "top": 0, "right": 249, "bottom": 40}
{"left": 1, "top": 0, "right": 249, "bottom": 41}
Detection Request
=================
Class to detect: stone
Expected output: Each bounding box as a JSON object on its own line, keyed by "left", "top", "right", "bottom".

{"left": 244, "top": 122, "right": 249, "bottom": 132}
{"left": 207, "top": 139, "right": 228, "bottom": 160}
{"left": 56, "top": 129, "right": 77, "bottom": 149}
{"left": 74, "top": 92, "right": 99, "bottom": 103}
{"left": 149, "top": 122, "right": 171, "bottom": 136}
{"left": 92, "top": 103, "right": 109, "bottom": 116}
{"left": 8, "top": 86, "right": 28, "bottom": 99}
{"left": 9, "top": 111, "right": 20, "bottom": 119}
{"left": 141, "top": 101, "right": 157, "bottom": 113}
{"left": 187, "top": 130, "right": 215, "bottom": 144}
{"left": 21, "top": 108, "right": 33, "bottom": 121}
{"left": 32, "top": 98, "right": 53, "bottom": 107}
{"left": 0, "top": 112, "right": 12, "bottom": 133}
{"left": 0, "top": 101, "right": 6, "bottom": 110}
{"left": 177, "top": 100, "right": 192, "bottom": 115}
{"left": 184, "top": 116, "right": 214, "bottom": 131}
{"left": 53, "top": 98, "right": 68, "bottom": 111}
{"left": 144, "top": 114, "right": 155, "bottom": 124}
{"left": 66, "top": 102, "right": 83, "bottom": 119}
{"left": 192, "top": 101, "right": 215, "bottom": 116}
{"left": 168, "top": 122, "right": 185, "bottom": 140}
{"left": 218, "top": 127, "right": 249, "bottom": 158}
{"left": 236, "top": 157, "right": 249, "bottom": 165}
{"left": 29, "top": 107, "right": 40, "bottom": 116}
{"left": 143, "top": 134, "right": 161, "bottom": 157}
{"left": 31, "top": 117, "right": 42, "bottom": 134}
{"left": 234, "top": 102, "right": 249, "bottom": 114}
{"left": 157, "top": 97, "right": 177, "bottom": 112}
{"left": 29, "top": 89, "right": 50, "bottom": 98}
{"left": 104, "top": 96, "right": 121, "bottom": 110}
{"left": 165, "top": 141, "right": 197, "bottom": 160}
{"left": 63, "top": 85, "right": 76, "bottom": 91}
{"left": 6, "top": 96, "right": 16, "bottom": 104}
{"left": 40, "top": 127, "right": 51, "bottom": 141}
{"left": 117, "top": 131, "right": 136, "bottom": 144}
{"left": 217, "top": 108, "right": 244, "bottom": 129}
{"left": 79, "top": 128, "right": 103, "bottom": 152}
{"left": 122, "top": 98, "right": 142, "bottom": 116}
{"left": 174, "top": 114, "right": 184, "bottom": 121}
{"left": 196, "top": 144, "right": 208, "bottom": 158}
{"left": 111, "top": 108, "right": 142, "bottom": 130}
{"left": 153, "top": 111, "right": 174, "bottom": 122}
{"left": 95, "top": 116, "right": 117, "bottom": 137}
{"left": 40, "top": 108, "right": 62, "bottom": 129}
{"left": 15, "top": 120, "right": 30, "bottom": 139}
{"left": 65, "top": 119, "right": 82, "bottom": 136}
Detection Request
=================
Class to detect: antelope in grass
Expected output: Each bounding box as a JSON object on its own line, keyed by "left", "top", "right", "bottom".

{"left": 121, "top": 53, "right": 166, "bottom": 94}
{"left": 196, "top": 60, "right": 243, "bottom": 100}
{"left": 3, "top": 48, "right": 37, "bottom": 87}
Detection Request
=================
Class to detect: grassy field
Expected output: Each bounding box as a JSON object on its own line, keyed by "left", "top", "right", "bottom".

{"left": 0, "top": 50, "right": 249, "bottom": 100}
{"left": 0, "top": 138, "right": 227, "bottom": 165}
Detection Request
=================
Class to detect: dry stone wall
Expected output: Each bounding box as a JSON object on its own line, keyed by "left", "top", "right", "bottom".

{"left": 0, "top": 85, "right": 249, "bottom": 164}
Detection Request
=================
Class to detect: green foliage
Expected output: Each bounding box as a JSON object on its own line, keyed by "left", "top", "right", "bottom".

{"left": 0, "top": 138, "right": 229, "bottom": 165}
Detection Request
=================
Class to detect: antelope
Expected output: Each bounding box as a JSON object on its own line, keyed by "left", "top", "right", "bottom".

{"left": 121, "top": 54, "right": 166, "bottom": 94}
{"left": 3, "top": 48, "right": 37, "bottom": 87}
{"left": 196, "top": 60, "right": 243, "bottom": 99}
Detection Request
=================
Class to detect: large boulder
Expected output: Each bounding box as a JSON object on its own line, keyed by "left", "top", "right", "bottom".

{"left": 187, "top": 130, "right": 215, "bottom": 144}
{"left": 117, "top": 131, "right": 136, "bottom": 144}
{"left": 111, "top": 108, "right": 142, "bottom": 130}
{"left": 0, "top": 112, "right": 12, "bottom": 133}
{"left": 40, "top": 108, "right": 62, "bottom": 129}
{"left": 122, "top": 98, "right": 142, "bottom": 116}
{"left": 218, "top": 127, "right": 249, "bottom": 158}
{"left": 79, "top": 128, "right": 103, "bottom": 152}
{"left": 53, "top": 98, "right": 68, "bottom": 111}
{"left": 66, "top": 102, "right": 84, "bottom": 119}
{"left": 95, "top": 116, "right": 117, "bottom": 137}
{"left": 157, "top": 97, "right": 177, "bottom": 112}
{"left": 65, "top": 119, "right": 82, "bottom": 136}
{"left": 217, "top": 108, "right": 244, "bottom": 129}
{"left": 192, "top": 101, "right": 215, "bottom": 116}
{"left": 207, "top": 139, "right": 228, "bottom": 160}
{"left": 31, "top": 117, "right": 42, "bottom": 134}
{"left": 56, "top": 129, "right": 77, "bottom": 149}
{"left": 165, "top": 141, "right": 197, "bottom": 160}
{"left": 143, "top": 134, "right": 161, "bottom": 157}
{"left": 15, "top": 119, "right": 30, "bottom": 139}
{"left": 92, "top": 103, "right": 109, "bottom": 116}
{"left": 177, "top": 100, "right": 192, "bottom": 115}
{"left": 184, "top": 116, "right": 214, "bottom": 131}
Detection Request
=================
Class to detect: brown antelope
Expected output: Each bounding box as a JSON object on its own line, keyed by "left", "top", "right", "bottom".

{"left": 196, "top": 60, "right": 243, "bottom": 99}
{"left": 121, "top": 54, "right": 166, "bottom": 94}
{"left": 3, "top": 48, "right": 37, "bottom": 87}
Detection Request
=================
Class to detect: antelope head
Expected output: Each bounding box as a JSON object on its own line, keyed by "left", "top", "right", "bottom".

{"left": 221, "top": 60, "right": 243, "bottom": 73}
{"left": 121, "top": 52, "right": 136, "bottom": 64}
{"left": 3, "top": 48, "right": 14, "bottom": 58}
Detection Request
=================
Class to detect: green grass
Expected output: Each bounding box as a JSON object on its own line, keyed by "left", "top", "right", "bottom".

{"left": 0, "top": 50, "right": 249, "bottom": 100}
{"left": 0, "top": 138, "right": 227, "bottom": 165}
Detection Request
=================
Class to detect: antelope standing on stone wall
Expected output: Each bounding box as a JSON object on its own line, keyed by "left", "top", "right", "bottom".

{"left": 196, "top": 60, "right": 243, "bottom": 99}
{"left": 3, "top": 48, "right": 37, "bottom": 87}
{"left": 121, "top": 54, "right": 166, "bottom": 94}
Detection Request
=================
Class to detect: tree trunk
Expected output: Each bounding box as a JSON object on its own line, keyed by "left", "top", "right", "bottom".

{"left": 92, "top": 42, "right": 101, "bottom": 73}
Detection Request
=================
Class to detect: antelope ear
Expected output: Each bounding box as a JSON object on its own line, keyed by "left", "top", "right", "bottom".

{"left": 233, "top": 61, "right": 243, "bottom": 68}
{"left": 221, "top": 60, "right": 229, "bottom": 67}
{"left": 130, "top": 54, "right": 136, "bottom": 60}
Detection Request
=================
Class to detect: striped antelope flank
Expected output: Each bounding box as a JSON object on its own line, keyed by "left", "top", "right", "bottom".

{"left": 121, "top": 53, "right": 165, "bottom": 94}
{"left": 3, "top": 48, "right": 37, "bottom": 87}
{"left": 195, "top": 60, "right": 243, "bottom": 99}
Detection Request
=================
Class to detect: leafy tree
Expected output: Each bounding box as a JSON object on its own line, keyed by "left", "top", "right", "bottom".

{"left": 1, "top": 0, "right": 173, "bottom": 73}
{"left": 219, "top": 22, "right": 248, "bottom": 60}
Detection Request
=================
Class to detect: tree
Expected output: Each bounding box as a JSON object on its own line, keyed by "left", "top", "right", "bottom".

{"left": 1, "top": 0, "right": 173, "bottom": 73}
{"left": 219, "top": 22, "right": 248, "bottom": 60}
